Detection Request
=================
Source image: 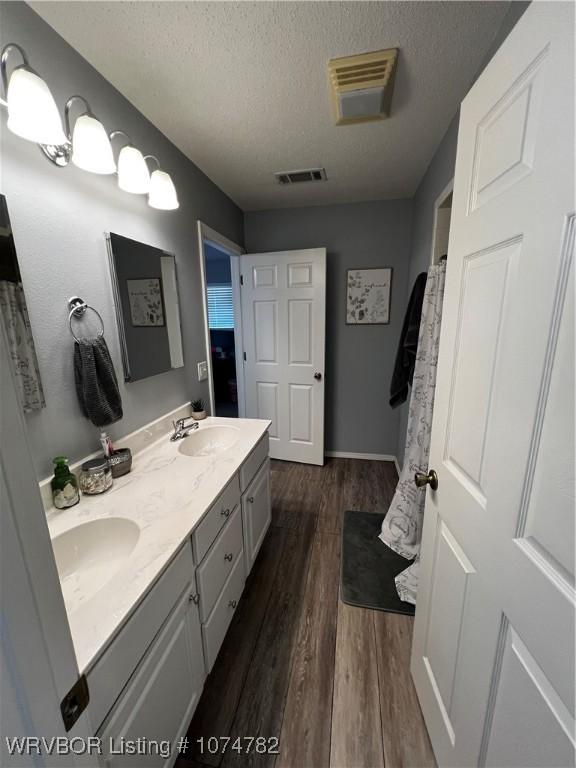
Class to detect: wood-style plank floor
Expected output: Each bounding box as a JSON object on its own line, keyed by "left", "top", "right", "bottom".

{"left": 177, "top": 459, "right": 435, "bottom": 768}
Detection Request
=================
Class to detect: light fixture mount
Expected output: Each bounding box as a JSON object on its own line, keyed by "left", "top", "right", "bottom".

{"left": 39, "top": 141, "right": 72, "bottom": 167}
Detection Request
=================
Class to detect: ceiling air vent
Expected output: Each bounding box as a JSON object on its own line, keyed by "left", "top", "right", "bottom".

{"left": 275, "top": 168, "right": 328, "bottom": 185}
{"left": 328, "top": 48, "right": 398, "bottom": 125}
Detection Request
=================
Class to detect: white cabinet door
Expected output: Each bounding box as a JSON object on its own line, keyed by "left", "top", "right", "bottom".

{"left": 240, "top": 249, "right": 326, "bottom": 465}
{"left": 100, "top": 586, "right": 205, "bottom": 768}
{"left": 241, "top": 459, "right": 271, "bottom": 574}
{"left": 411, "top": 4, "right": 575, "bottom": 766}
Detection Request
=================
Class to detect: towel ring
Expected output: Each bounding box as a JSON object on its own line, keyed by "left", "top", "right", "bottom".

{"left": 68, "top": 296, "right": 105, "bottom": 342}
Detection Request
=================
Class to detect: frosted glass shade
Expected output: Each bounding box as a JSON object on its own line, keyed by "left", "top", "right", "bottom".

{"left": 71, "top": 113, "right": 116, "bottom": 174}
{"left": 148, "top": 170, "right": 179, "bottom": 210}
{"left": 6, "top": 66, "right": 68, "bottom": 145}
{"left": 117, "top": 145, "right": 150, "bottom": 194}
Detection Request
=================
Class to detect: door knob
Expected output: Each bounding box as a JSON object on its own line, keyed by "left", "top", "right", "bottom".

{"left": 414, "top": 469, "right": 438, "bottom": 491}
{"left": 314, "top": 372, "right": 322, "bottom": 381}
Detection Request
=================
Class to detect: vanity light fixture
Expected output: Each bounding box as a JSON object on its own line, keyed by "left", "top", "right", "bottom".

{"left": 110, "top": 131, "right": 150, "bottom": 194}
{"left": 65, "top": 95, "right": 116, "bottom": 175}
{"left": 0, "top": 43, "right": 68, "bottom": 146}
{"left": 145, "top": 155, "right": 179, "bottom": 211}
{"left": 1, "top": 42, "right": 180, "bottom": 209}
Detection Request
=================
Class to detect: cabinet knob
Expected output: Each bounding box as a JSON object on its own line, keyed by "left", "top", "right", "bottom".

{"left": 228, "top": 599, "right": 237, "bottom": 609}
{"left": 221, "top": 508, "right": 231, "bottom": 517}
{"left": 247, "top": 496, "right": 254, "bottom": 503}
{"left": 189, "top": 593, "right": 200, "bottom": 605}
{"left": 224, "top": 553, "right": 233, "bottom": 562}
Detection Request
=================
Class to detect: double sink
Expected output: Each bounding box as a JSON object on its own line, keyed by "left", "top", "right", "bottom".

{"left": 51, "top": 424, "right": 240, "bottom": 614}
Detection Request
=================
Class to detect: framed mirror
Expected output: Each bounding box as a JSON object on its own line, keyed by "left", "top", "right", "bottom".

{"left": 0, "top": 194, "right": 46, "bottom": 412}
{"left": 106, "top": 232, "right": 184, "bottom": 382}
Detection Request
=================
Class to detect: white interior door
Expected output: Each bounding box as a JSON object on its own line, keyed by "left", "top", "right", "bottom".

{"left": 411, "top": 4, "right": 575, "bottom": 767}
{"left": 240, "top": 248, "right": 326, "bottom": 464}
{"left": 0, "top": 324, "right": 94, "bottom": 766}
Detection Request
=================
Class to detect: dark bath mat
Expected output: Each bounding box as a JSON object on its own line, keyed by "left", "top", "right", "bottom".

{"left": 340, "top": 510, "right": 415, "bottom": 615}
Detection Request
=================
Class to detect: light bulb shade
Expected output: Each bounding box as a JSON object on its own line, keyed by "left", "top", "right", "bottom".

{"left": 71, "top": 113, "right": 116, "bottom": 174}
{"left": 117, "top": 145, "right": 150, "bottom": 194}
{"left": 6, "top": 66, "right": 68, "bottom": 145}
{"left": 148, "top": 170, "right": 179, "bottom": 210}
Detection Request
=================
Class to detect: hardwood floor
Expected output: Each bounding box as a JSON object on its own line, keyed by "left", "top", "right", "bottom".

{"left": 177, "top": 458, "right": 435, "bottom": 768}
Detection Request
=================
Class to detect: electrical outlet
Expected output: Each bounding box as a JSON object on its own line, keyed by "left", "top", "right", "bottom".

{"left": 197, "top": 361, "right": 208, "bottom": 382}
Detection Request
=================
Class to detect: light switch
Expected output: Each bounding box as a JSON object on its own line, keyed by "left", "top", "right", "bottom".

{"left": 197, "top": 361, "right": 208, "bottom": 382}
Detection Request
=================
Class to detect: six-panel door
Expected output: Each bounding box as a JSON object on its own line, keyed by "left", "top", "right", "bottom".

{"left": 241, "top": 249, "right": 326, "bottom": 464}
{"left": 410, "top": 4, "right": 575, "bottom": 766}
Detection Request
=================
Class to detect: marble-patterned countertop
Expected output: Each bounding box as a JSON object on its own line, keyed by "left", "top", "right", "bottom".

{"left": 46, "top": 417, "right": 270, "bottom": 674}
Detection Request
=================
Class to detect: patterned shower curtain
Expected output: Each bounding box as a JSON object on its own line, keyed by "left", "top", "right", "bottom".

{"left": 0, "top": 280, "right": 46, "bottom": 412}
{"left": 379, "top": 261, "right": 446, "bottom": 604}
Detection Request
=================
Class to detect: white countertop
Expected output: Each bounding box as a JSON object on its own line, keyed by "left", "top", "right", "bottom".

{"left": 47, "top": 417, "right": 270, "bottom": 674}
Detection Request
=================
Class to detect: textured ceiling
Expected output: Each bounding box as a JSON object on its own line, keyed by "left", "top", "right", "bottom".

{"left": 31, "top": 1, "right": 510, "bottom": 210}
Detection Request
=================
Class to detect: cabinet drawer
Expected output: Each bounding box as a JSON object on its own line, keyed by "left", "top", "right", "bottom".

{"left": 99, "top": 584, "right": 205, "bottom": 768}
{"left": 239, "top": 433, "right": 269, "bottom": 491}
{"left": 193, "top": 474, "right": 241, "bottom": 563}
{"left": 197, "top": 506, "right": 243, "bottom": 622}
{"left": 202, "top": 552, "right": 245, "bottom": 672}
{"left": 88, "top": 542, "right": 194, "bottom": 731}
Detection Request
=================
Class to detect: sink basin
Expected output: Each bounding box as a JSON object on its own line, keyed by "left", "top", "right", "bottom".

{"left": 52, "top": 518, "right": 140, "bottom": 609}
{"left": 178, "top": 425, "right": 240, "bottom": 457}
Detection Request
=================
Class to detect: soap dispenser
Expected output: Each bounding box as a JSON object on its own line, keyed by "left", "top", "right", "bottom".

{"left": 51, "top": 457, "right": 80, "bottom": 509}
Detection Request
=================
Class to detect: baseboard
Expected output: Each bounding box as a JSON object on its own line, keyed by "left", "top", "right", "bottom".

{"left": 394, "top": 457, "right": 401, "bottom": 476}
{"left": 325, "top": 451, "right": 398, "bottom": 463}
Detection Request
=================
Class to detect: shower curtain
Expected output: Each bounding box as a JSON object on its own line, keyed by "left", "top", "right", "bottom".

{"left": 379, "top": 261, "right": 446, "bottom": 604}
{"left": 0, "top": 280, "right": 46, "bottom": 412}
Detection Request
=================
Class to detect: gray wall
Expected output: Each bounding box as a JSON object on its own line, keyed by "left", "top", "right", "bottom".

{"left": 395, "top": 0, "right": 530, "bottom": 465}
{"left": 245, "top": 199, "right": 413, "bottom": 456}
{"left": 0, "top": 2, "right": 244, "bottom": 478}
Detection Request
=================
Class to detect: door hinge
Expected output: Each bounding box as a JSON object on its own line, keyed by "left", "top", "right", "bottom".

{"left": 61, "top": 674, "right": 89, "bottom": 732}
{"left": 240, "top": 274, "right": 244, "bottom": 286}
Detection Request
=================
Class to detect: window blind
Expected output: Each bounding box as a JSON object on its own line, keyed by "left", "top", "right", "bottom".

{"left": 207, "top": 284, "right": 234, "bottom": 330}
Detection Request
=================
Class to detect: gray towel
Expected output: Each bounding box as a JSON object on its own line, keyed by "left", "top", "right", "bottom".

{"left": 74, "top": 336, "right": 123, "bottom": 427}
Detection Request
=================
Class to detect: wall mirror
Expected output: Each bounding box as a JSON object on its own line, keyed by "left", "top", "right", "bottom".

{"left": 106, "top": 232, "right": 184, "bottom": 382}
{"left": 0, "top": 194, "right": 46, "bottom": 412}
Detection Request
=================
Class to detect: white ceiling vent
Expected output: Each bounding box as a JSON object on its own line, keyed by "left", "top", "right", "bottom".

{"left": 275, "top": 168, "right": 328, "bottom": 185}
{"left": 328, "top": 48, "right": 398, "bottom": 125}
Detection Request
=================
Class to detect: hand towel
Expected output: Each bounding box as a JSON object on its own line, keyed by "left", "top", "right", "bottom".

{"left": 74, "top": 336, "right": 123, "bottom": 427}
{"left": 389, "top": 272, "right": 427, "bottom": 409}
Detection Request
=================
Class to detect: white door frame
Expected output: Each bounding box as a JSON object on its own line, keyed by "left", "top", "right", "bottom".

{"left": 0, "top": 318, "right": 95, "bottom": 766}
{"left": 197, "top": 221, "right": 246, "bottom": 418}
{"left": 430, "top": 178, "right": 454, "bottom": 266}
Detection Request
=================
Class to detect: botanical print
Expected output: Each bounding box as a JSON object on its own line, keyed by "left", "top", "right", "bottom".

{"left": 127, "top": 278, "right": 165, "bottom": 327}
{"left": 379, "top": 262, "right": 446, "bottom": 604}
{"left": 346, "top": 268, "right": 391, "bottom": 324}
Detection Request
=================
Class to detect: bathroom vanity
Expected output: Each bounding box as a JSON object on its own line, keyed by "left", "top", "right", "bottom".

{"left": 45, "top": 415, "right": 271, "bottom": 767}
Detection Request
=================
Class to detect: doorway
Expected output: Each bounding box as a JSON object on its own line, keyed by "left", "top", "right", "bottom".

{"left": 197, "top": 222, "right": 245, "bottom": 418}
{"left": 430, "top": 179, "right": 453, "bottom": 265}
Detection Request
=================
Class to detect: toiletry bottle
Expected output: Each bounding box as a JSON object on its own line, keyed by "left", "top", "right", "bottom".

{"left": 51, "top": 457, "right": 80, "bottom": 509}
{"left": 100, "top": 431, "right": 110, "bottom": 457}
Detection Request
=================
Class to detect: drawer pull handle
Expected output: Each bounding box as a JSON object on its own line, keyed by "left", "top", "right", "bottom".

{"left": 247, "top": 496, "right": 254, "bottom": 503}
{"left": 189, "top": 593, "right": 200, "bottom": 605}
{"left": 228, "top": 599, "right": 237, "bottom": 609}
{"left": 221, "top": 508, "right": 231, "bottom": 517}
{"left": 224, "top": 553, "right": 234, "bottom": 562}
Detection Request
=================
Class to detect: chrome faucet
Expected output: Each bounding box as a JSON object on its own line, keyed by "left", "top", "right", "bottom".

{"left": 170, "top": 417, "right": 199, "bottom": 441}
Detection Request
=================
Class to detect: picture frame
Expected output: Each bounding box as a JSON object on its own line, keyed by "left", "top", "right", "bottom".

{"left": 127, "top": 277, "right": 166, "bottom": 327}
{"left": 346, "top": 267, "right": 392, "bottom": 325}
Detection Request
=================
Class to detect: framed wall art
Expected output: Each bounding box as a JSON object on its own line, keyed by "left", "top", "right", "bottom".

{"left": 127, "top": 278, "right": 166, "bottom": 327}
{"left": 346, "top": 267, "right": 392, "bottom": 324}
